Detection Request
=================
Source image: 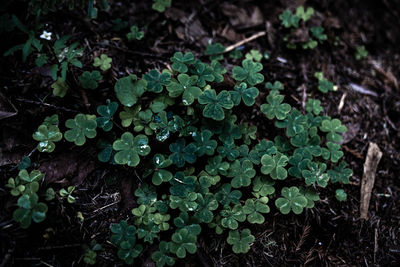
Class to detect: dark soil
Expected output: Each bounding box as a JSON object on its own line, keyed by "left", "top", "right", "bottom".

{"left": 1, "top": 0, "right": 400, "bottom": 266}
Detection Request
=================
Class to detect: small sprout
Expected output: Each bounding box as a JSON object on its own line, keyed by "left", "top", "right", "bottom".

{"left": 59, "top": 186, "right": 76, "bottom": 203}
{"left": 245, "top": 49, "right": 262, "bottom": 62}
{"left": 93, "top": 54, "right": 112, "bottom": 71}
{"left": 126, "top": 25, "right": 144, "bottom": 41}
{"left": 355, "top": 45, "right": 368, "bottom": 60}
{"left": 306, "top": 98, "right": 323, "bottom": 115}
{"left": 51, "top": 77, "right": 68, "bottom": 97}
{"left": 79, "top": 70, "right": 102, "bottom": 89}
{"left": 64, "top": 114, "right": 97, "bottom": 146}
{"left": 152, "top": 0, "right": 172, "bottom": 13}
{"left": 227, "top": 228, "right": 255, "bottom": 254}
{"left": 275, "top": 186, "right": 307, "bottom": 214}
{"left": 335, "top": 189, "right": 347, "bottom": 201}
{"left": 279, "top": 10, "right": 300, "bottom": 28}
{"left": 318, "top": 78, "right": 334, "bottom": 93}
{"left": 232, "top": 59, "right": 264, "bottom": 86}
{"left": 113, "top": 132, "right": 151, "bottom": 167}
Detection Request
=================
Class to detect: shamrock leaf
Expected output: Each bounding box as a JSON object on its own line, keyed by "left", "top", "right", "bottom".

{"left": 230, "top": 82, "right": 259, "bottom": 106}
{"left": 302, "top": 161, "right": 329, "bottom": 187}
{"left": 296, "top": 6, "right": 314, "bottom": 21}
{"left": 275, "top": 108, "right": 308, "bottom": 137}
{"left": 227, "top": 159, "right": 256, "bottom": 188}
{"left": 93, "top": 54, "right": 112, "bottom": 71}
{"left": 279, "top": 10, "right": 300, "bottom": 28}
{"left": 170, "top": 52, "right": 195, "bottom": 73}
{"left": 32, "top": 124, "right": 62, "bottom": 152}
{"left": 318, "top": 78, "right": 334, "bottom": 93}
{"left": 227, "top": 228, "right": 255, "bottom": 254}
{"left": 205, "top": 156, "right": 230, "bottom": 176}
{"left": 305, "top": 98, "right": 323, "bottom": 115}
{"left": 126, "top": 25, "right": 144, "bottom": 41}
{"left": 97, "top": 139, "right": 115, "bottom": 163}
{"left": 210, "top": 60, "right": 226, "bottom": 82}
{"left": 275, "top": 186, "right": 307, "bottom": 214}
{"left": 110, "top": 220, "right": 143, "bottom": 264}
{"left": 323, "top": 141, "right": 344, "bottom": 163}
{"left": 320, "top": 118, "right": 347, "bottom": 143}
{"left": 190, "top": 61, "right": 215, "bottom": 87}
{"left": 151, "top": 154, "right": 173, "bottom": 185}
{"left": 113, "top": 132, "right": 150, "bottom": 167}
{"left": 217, "top": 142, "right": 239, "bottom": 161}
{"left": 327, "top": 161, "right": 353, "bottom": 184}
{"left": 310, "top": 27, "right": 327, "bottom": 42}
{"left": 205, "top": 43, "right": 225, "bottom": 61}
{"left": 169, "top": 228, "right": 197, "bottom": 258}
{"left": 169, "top": 172, "right": 197, "bottom": 197}
{"left": 265, "top": 81, "right": 284, "bottom": 91}
{"left": 152, "top": 241, "right": 175, "bottom": 267}
{"left": 198, "top": 171, "right": 220, "bottom": 188}
{"left": 144, "top": 69, "right": 171, "bottom": 93}
{"left": 135, "top": 184, "right": 157, "bottom": 205}
{"left": 96, "top": 100, "right": 118, "bottom": 132}
{"left": 51, "top": 77, "right": 68, "bottom": 97}
{"left": 198, "top": 89, "right": 233, "bottom": 121}
{"left": 114, "top": 75, "right": 147, "bottom": 107}
{"left": 195, "top": 193, "right": 218, "bottom": 223}
{"left": 215, "top": 183, "right": 242, "bottom": 206}
{"left": 355, "top": 45, "right": 368, "bottom": 60}
{"left": 299, "top": 187, "right": 320, "bottom": 208}
{"left": 261, "top": 92, "right": 291, "bottom": 120}
{"left": 169, "top": 139, "right": 197, "bottom": 168}
{"left": 13, "top": 193, "right": 48, "bottom": 229}
{"left": 245, "top": 49, "right": 262, "bottom": 62}
{"left": 220, "top": 204, "right": 246, "bottom": 230}
{"left": 150, "top": 111, "right": 182, "bottom": 142}
{"left": 65, "top": 114, "right": 97, "bottom": 146}
{"left": 252, "top": 176, "right": 275, "bottom": 197}
{"left": 240, "top": 123, "right": 257, "bottom": 145}
{"left": 166, "top": 74, "right": 202, "bottom": 105}
{"left": 232, "top": 59, "right": 264, "bottom": 86}
{"left": 261, "top": 152, "right": 289, "bottom": 180}
{"left": 137, "top": 222, "right": 160, "bottom": 243}
{"left": 192, "top": 130, "right": 217, "bottom": 156}
{"left": 243, "top": 197, "right": 269, "bottom": 224}
{"left": 335, "top": 189, "right": 347, "bottom": 201}
{"left": 79, "top": 71, "right": 102, "bottom": 89}
{"left": 288, "top": 153, "right": 311, "bottom": 178}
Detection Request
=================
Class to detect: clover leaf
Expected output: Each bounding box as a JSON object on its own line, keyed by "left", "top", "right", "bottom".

{"left": 261, "top": 92, "right": 291, "bottom": 120}
{"left": 230, "top": 82, "right": 259, "bottom": 106}
{"left": 279, "top": 10, "right": 300, "bottom": 28}
{"left": 205, "top": 43, "right": 225, "bottom": 61}
{"left": 217, "top": 142, "right": 239, "bottom": 161}
{"left": 210, "top": 60, "right": 226, "bottom": 82}
{"left": 318, "top": 78, "right": 334, "bottom": 93}
{"left": 13, "top": 193, "right": 48, "bottom": 229}
{"left": 252, "top": 176, "right": 275, "bottom": 197}
{"left": 245, "top": 49, "right": 262, "bottom": 62}
{"left": 205, "top": 156, "right": 230, "bottom": 176}
{"left": 126, "top": 25, "right": 144, "bottom": 41}
{"left": 144, "top": 69, "right": 171, "bottom": 93}
{"left": 150, "top": 111, "right": 182, "bottom": 142}
{"left": 93, "top": 54, "right": 112, "bottom": 71}
{"left": 169, "top": 172, "right": 197, "bottom": 197}
{"left": 166, "top": 74, "right": 202, "bottom": 105}
{"left": 327, "top": 161, "right": 353, "bottom": 184}
{"left": 190, "top": 61, "right": 215, "bottom": 87}
{"left": 137, "top": 222, "right": 160, "bottom": 243}
{"left": 32, "top": 124, "right": 62, "bottom": 153}
{"left": 169, "top": 139, "right": 197, "bottom": 168}
{"left": 113, "top": 132, "right": 150, "bottom": 167}
{"left": 275, "top": 186, "right": 307, "bottom": 214}
{"left": 192, "top": 130, "right": 217, "bottom": 156}
{"left": 310, "top": 27, "right": 327, "bottom": 42}
{"left": 296, "top": 6, "right": 314, "bottom": 21}
{"left": 227, "top": 159, "right": 256, "bottom": 188}
{"left": 261, "top": 152, "right": 289, "bottom": 180}
{"left": 79, "top": 71, "right": 102, "bottom": 89}
{"left": 323, "top": 141, "right": 344, "bottom": 163}
{"left": 151, "top": 154, "right": 173, "bottom": 185}
{"left": 240, "top": 123, "right": 257, "bottom": 145}
{"left": 275, "top": 108, "right": 308, "bottom": 137}
{"left": 227, "top": 228, "right": 255, "bottom": 254}
{"left": 335, "top": 189, "right": 347, "bottom": 201}
{"left": 355, "top": 45, "right": 368, "bottom": 60}
{"left": 152, "top": 241, "right": 175, "bottom": 267}
{"left": 174, "top": 211, "right": 201, "bottom": 235}
{"left": 320, "top": 118, "right": 347, "bottom": 143}
{"left": 299, "top": 187, "right": 320, "bottom": 208}
{"left": 96, "top": 100, "right": 118, "bottom": 132}
{"left": 170, "top": 52, "right": 195, "bottom": 73}
{"left": 51, "top": 77, "right": 68, "bottom": 97}
{"left": 302, "top": 161, "right": 329, "bottom": 187}
{"left": 65, "top": 114, "right": 97, "bottom": 146}
{"left": 114, "top": 74, "right": 147, "bottom": 107}
{"left": 232, "top": 59, "right": 264, "bottom": 86}
{"left": 169, "top": 228, "right": 197, "bottom": 258}
{"left": 198, "top": 89, "right": 233, "bottom": 121}
{"left": 152, "top": 0, "right": 172, "bottom": 12}
{"left": 243, "top": 197, "right": 269, "bottom": 224}
{"left": 265, "top": 81, "right": 284, "bottom": 91}
{"left": 288, "top": 153, "right": 310, "bottom": 178}
{"left": 220, "top": 204, "right": 246, "bottom": 230}
{"left": 135, "top": 184, "right": 157, "bottom": 205}
{"left": 110, "top": 220, "right": 143, "bottom": 264}
{"left": 195, "top": 193, "right": 218, "bottom": 223}
{"left": 305, "top": 98, "right": 323, "bottom": 115}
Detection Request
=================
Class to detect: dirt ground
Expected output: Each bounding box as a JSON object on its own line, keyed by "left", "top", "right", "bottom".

{"left": 1, "top": 0, "right": 399, "bottom": 266}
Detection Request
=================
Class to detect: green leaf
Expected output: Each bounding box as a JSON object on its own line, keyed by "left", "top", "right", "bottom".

{"left": 227, "top": 228, "right": 255, "bottom": 254}
{"left": 215, "top": 184, "right": 242, "bottom": 206}
{"left": 335, "top": 189, "right": 347, "bottom": 201}
{"left": 113, "top": 132, "right": 150, "bottom": 167}
{"left": 64, "top": 114, "right": 97, "bottom": 146}
{"left": 198, "top": 89, "right": 233, "bottom": 121}
{"left": 275, "top": 109, "right": 308, "bottom": 137}
{"left": 279, "top": 10, "right": 300, "bottom": 28}
{"left": 296, "top": 6, "right": 314, "bottom": 21}
{"left": 275, "top": 186, "right": 307, "bottom": 214}
{"left": 318, "top": 78, "right": 334, "bottom": 93}
{"left": 299, "top": 187, "right": 320, "bottom": 208}
{"left": 232, "top": 59, "right": 264, "bottom": 86}
{"left": 205, "top": 43, "right": 225, "bottom": 56}
{"left": 355, "top": 45, "right": 368, "bottom": 60}
{"left": 265, "top": 81, "right": 284, "bottom": 91}
{"left": 152, "top": 241, "right": 175, "bottom": 267}
{"left": 114, "top": 75, "right": 147, "bottom": 107}
{"left": 302, "top": 161, "right": 329, "bottom": 187}
{"left": 261, "top": 152, "right": 288, "bottom": 180}
{"left": 96, "top": 100, "right": 118, "bottom": 132}
{"left": 151, "top": 154, "right": 173, "bottom": 185}
{"left": 252, "top": 176, "right": 275, "bottom": 197}
{"left": 93, "top": 54, "right": 112, "bottom": 71}
{"left": 305, "top": 98, "right": 323, "bottom": 115}
{"left": 228, "top": 160, "right": 256, "bottom": 188}
{"left": 152, "top": 0, "right": 172, "bottom": 12}
{"left": 230, "top": 82, "right": 259, "bottom": 106}
{"left": 190, "top": 61, "right": 215, "bottom": 87}
{"left": 169, "top": 228, "right": 197, "bottom": 258}
{"left": 325, "top": 141, "right": 344, "bottom": 163}
{"left": 195, "top": 193, "right": 218, "bottom": 223}
{"left": 135, "top": 184, "right": 157, "bottom": 205}
{"left": 144, "top": 69, "right": 171, "bottom": 93}
{"left": 328, "top": 161, "right": 353, "bottom": 184}
{"left": 79, "top": 71, "right": 102, "bottom": 89}
{"left": 126, "top": 25, "right": 144, "bottom": 41}
{"left": 51, "top": 77, "right": 68, "bottom": 97}
{"left": 245, "top": 49, "right": 262, "bottom": 62}
{"left": 205, "top": 156, "right": 230, "bottom": 176}
{"left": 17, "top": 157, "right": 31, "bottom": 170}
{"left": 310, "top": 27, "right": 327, "bottom": 42}
{"left": 169, "top": 139, "right": 197, "bottom": 168}
{"left": 261, "top": 92, "right": 291, "bottom": 120}
{"left": 170, "top": 52, "right": 195, "bottom": 73}
{"left": 220, "top": 204, "right": 246, "bottom": 230}
{"left": 192, "top": 130, "right": 217, "bottom": 156}
{"left": 217, "top": 142, "right": 239, "bottom": 161}
{"left": 33, "top": 124, "right": 62, "bottom": 152}
{"left": 320, "top": 118, "right": 347, "bottom": 143}
{"left": 166, "top": 74, "right": 202, "bottom": 105}
{"left": 243, "top": 198, "right": 269, "bottom": 224}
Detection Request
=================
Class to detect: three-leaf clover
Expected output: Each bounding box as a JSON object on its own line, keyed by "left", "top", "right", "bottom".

{"left": 126, "top": 25, "right": 144, "bottom": 41}
{"left": 228, "top": 160, "right": 256, "bottom": 188}
{"left": 195, "top": 193, "right": 218, "bottom": 223}
{"left": 152, "top": 0, "right": 172, "bottom": 12}
{"left": 275, "top": 109, "right": 308, "bottom": 137}
{"left": 335, "top": 189, "right": 347, "bottom": 201}
{"left": 152, "top": 241, "right": 175, "bottom": 267}
{"left": 265, "top": 81, "right": 284, "bottom": 91}
{"left": 230, "top": 82, "right": 259, "bottom": 106}
{"left": 252, "top": 176, "right": 275, "bottom": 197}
{"left": 302, "top": 161, "right": 329, "bottom": 187}
{"left": 170, "top": 52, "right": 195, "bottom": 73}
{"left": 323, "top": 141, "right": 344, "bottom": 163}
{"left": 113, "top": 132, "right": 150, "bottom": 167}
{"left": 191, "top": 61, "right": 215, "bottom": 87}
{"left": 232, "top": 59, "right": 264, "bottom": 86}
{"left": 166, "top": 74, "right": 202, "bottom": 105}
{"left": 227, "top": 228, "right": 255, "bottom": 254}
{"left": 169, "top": 139, "right": 197, "bottom": 168}
{"left": 150, "top": 154, "right": 173, "bottom": 185}
{"left": 305, "top": 98, "right": 323, "bottom": 115}
{"left": 32, "top": 124, "right": 62, "bottom": 152}
{"left": 328, "top": 161, "right": 353, "bottom": 184}
{"left": 355, "top": 45, "right": 368, "bottom": 60}
{"left": 220, "top": 204, "right": 246, "bottom": 230}
{"left": 275, "top": 186, "right": 308, "bottom": 214}
{"left": 245, "top": 49, "right": 262, "bottom": 62}
{"left": 79, "top": 71, "right": 102, "bottom": 89}
{"left": 13, "top": 193, "right": 48, "bottom": 229}
{"left": 144, "top": 69, "right": 171, "bottom": 93}
{"left": 64, "top": 114, "right": 97, "bottom": 146}
{"left": 318, "top": 78, "right": 334, "bottom": 93}
{"left": 261, "top": 92, "right": 291, "bottom": 120}
{"left": 205, "top": 156, "right": 230, "bottom": 176}
{"left": 93, "top": 54, "right": 112, "bottom": 71}
{"left": 198, "top": 89, "right": 233, "bottom": 121}
{"left": 215, "top": 183, "right": 242, "bottom": 206}
{"left": 114, "top": 75, "right": 147, "bottom": 107}
{"left": 110, "top": 220, "right": 143, "bottom": 264}
{"left": 192, "top": 130, "right": 217, "bottom": 156}
{"left": 96, "top": 100, "right": 118, "bottom": 132}
{"left": 51, "top": 77, "right": 68, "bottom": 97}
{"left": 320, "top": 118, "right": 347, "bottom": 142}
{"left": 279, "top": 10, "right": 300, "bottom": 28}
{"left": 261, "top": 152, "right": 289, "bottom": 180}
{"left": 169, "top": 228, "right": 197, "bottom": 258}
{"left": 243, "top": 197, "right": 270, "bottom": 224}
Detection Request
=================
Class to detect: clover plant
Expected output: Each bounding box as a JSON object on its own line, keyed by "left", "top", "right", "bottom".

{"left": 93, "top": 54, "right": 112, "bottom": 71}
{"left": 126, "top": 25, "right": 144, "bottom": 41}
{"left": 355, "top": 45, "right": 368, "bottom": 60}
{"left": 79, "top": 71, "right": 102, "bottom": 89}
{"left": 152, "top": 0, "right": 172, "bottom": 12}
{"left": 59, "top": 186, "right": 76, "bottom": 203}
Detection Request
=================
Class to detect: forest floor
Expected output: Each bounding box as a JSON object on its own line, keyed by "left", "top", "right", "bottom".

{"left": 1, "top": 0, "right": 400, "bottom": 266}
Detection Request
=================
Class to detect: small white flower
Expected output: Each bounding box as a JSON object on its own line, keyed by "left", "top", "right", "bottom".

{"left": 40, "top": 30, "right": 52, "bottom": 40}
